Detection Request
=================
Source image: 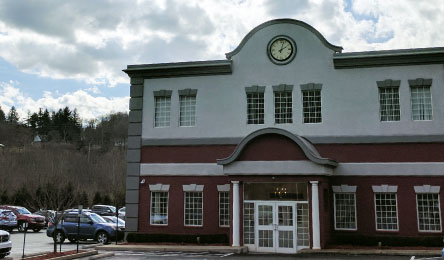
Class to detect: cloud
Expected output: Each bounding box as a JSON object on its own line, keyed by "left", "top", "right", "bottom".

{"left": 0, "top": 81, "right": 129, "bottom": 122}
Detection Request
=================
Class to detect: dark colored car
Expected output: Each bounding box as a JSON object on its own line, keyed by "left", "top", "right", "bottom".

{"left": 91, "top": 205, "right": 116, "bottom": 217}
{"left": 46, "top": 212, "right": 122, "bottom": 244}
{"left": 33, "top": 210, "right": 55, "bottom": 227}
{"left": 0, "top": 206, "right": 45, "bottom": 232}
{"left": 0, "top": 209, "right": 17, "bottom": 232}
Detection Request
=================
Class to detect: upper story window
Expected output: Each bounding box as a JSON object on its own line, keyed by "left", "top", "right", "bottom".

{"left": 179, "top": 89, "right": 197, "bottom": 127}
{"left": 273, "top": 84, "right": 293, "bottom": 124}
{"left": 245, "top": 86, "right": 265, "bottom": 124}
{"left": 409, "top": 78, "right": 433, "bottom": 121}
{"left": 377, "top": 80, "right": 400, "bottom": 122}
{"left": 153, "top": 90, "right": 172, "bottom": 128}
{"left": 300, "top": 83, "right": 322, "bottom": 123}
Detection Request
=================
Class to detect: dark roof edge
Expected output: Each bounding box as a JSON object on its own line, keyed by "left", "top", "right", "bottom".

{"left": 225, "top": 19, "right": 343, "bottom": 59}
{"left": 123, "top": 60, "right": 232, "bottom": 79}
{"left": 216, "top": 128, "right": 338, "bottom": 167}
{"left": 334, "top": 47, "right": 444, "bottom": 69}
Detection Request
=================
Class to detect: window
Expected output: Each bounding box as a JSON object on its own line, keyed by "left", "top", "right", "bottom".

{"left": 246, "top": 86, "right": 265, "bottom": 124}
{"left": 179, "top": 89, "right": 197, "bottom": 126}
{"left": 379, "top": 87, "right": 400, "bottom": 121}
{"left": 334, "top": 193, "right": 357, "bottom": 230}
{"left": 273, "top": 84, "right": 293, "bottom": 124}
{"left": 374, "top": 193, "right": 398, "bottom": 230}
{"left": 247, "top": 92, "right": 264, "bottom": 124}
{"left": 219, "top": 191, "right": 229, "bottom": 227}
{"left": 243, "top": 202, "right": 255, "bottom": 244}
{"left": 184, "top": 191, "right": 203, "bottom": 226}
{"left": 410, "top": 83, "right": 432, "bottom": 120}
{"left": 150, "top": 192, "right": 168, "bottom": 225}
{"left": 417, "top": 193, "right": 441, "bottom": 232}
{"left": 179, "top": 95, "right": 196, "bottom": 126}
{"left": 300, "top": 83, "right": 322, "bottom": 124}
{"left": 154, "top": 90, "right": 172, "bottom": 127}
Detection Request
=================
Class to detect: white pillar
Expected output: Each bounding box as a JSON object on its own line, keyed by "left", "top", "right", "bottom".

{"left": 232, "top": 181, "right": 240, "bottom": 247}
{"left": 310, "top": 181, "right": 321, "bottom": 249}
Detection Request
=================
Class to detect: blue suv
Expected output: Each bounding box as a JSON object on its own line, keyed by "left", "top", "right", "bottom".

{"left": 46, "top": 212, "right": 122, "bottom": 244}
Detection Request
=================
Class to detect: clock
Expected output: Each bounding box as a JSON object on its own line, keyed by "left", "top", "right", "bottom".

{"left": 267, "top": 35, "right": 296, "bottom": 65}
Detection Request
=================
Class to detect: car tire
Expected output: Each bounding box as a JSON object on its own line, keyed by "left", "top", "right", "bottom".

{"left": 18, "top": 222, "right": 27, "bottom": 232}
{"left": 96, "top": 231, "right": 109, "bottom": 244}
{"left": 53, "top": 230, "right": 65, "bottom": 243}
{"left": 33, "top": 228, "right": 41, "bottom": 232}
{"left": 0, "top": 253, "right": 6, "bottom": 259}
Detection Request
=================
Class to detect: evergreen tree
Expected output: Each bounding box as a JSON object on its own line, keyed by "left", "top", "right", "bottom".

{"left": 0, "top": 106, "right": 5, "bottom": 122}
{"left": 7, "top": 106, "right": 19, "bottom": 124}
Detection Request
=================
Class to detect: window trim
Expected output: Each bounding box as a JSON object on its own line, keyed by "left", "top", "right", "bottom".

{"left": 179, "top": 94, "right": 197, "bottom": 127}
{"left": 408, "top": 79, "right": 433, "bottom": 121}
{"left": 150, "top": 191, "right": 169, "bottom": 226}
{"left": 183, "top": 191, "right": 204, "bottom": 227}
{"left": 332, "top": 185, "right": 357, "bottom": 231}
{"left": 218, "top": 191, "right": 230, "bottom": 227}
{"left": 153, "top": 93, "right": 172, "bottom": 128}
{"left": 273, "top": 84, "right": 293, "bottom": 124}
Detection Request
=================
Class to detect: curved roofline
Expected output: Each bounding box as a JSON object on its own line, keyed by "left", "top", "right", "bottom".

{"left": 225, "top": 18, "right": 343, "bottom": 59}
{"left": 216, "top": 128, "right": 338, "bottom": 167}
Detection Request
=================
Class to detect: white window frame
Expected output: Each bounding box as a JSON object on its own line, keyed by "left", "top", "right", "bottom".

{"left": 179, "top": 89, "right": 197, "bottom": 127}
{"left": 415, "top": 185, "right": 441, "bottom": 232}
{"left": 149, "top": 184, "right": 170, "bottom": 226}
{"left": 183, "top": 184, "right": 204, "bottom": 227}
{"left": 372, "top": 185, "right": 399, "bottom": 231}
{"left": 217, "top": 184, "right": 230, "bottom": 228}
{"left": 273, "top": 84, "right": 293, "bottom": 124}
{"left": 378, "top": 87, "right": 400, "bottom": 122}
{"left": 247, "top": 92, "right": 265, "bottom": 124}
{"left": 410, "top": 86, "right": 433, "bottom": 121}
{"left": 154, "top": 93, "right": 172, "bottom": 128}
{"left": 332, "top": 185, "right": 357, "bottom": 231}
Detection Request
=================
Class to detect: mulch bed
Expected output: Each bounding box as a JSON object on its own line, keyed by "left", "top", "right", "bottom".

{"left": 326, "top": 245, "right": 442, "bottom": 250}
{"left": 24, "top": 250, "right": 86, "bottom": 260}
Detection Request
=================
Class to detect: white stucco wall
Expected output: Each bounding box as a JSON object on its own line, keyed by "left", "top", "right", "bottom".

{"left": 141, "top": 22, "right": 444, "bottom": 140}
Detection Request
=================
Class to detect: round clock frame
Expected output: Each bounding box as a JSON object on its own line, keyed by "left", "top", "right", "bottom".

{"left": 267, "top": 35, "right": 297, "bottom": 65}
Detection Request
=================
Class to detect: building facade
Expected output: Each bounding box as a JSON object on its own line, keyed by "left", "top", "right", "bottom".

{"left": 124, "top": 19, "right": 444, "bottom": 253}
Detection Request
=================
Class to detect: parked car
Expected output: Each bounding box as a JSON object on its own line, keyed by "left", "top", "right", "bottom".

{"left": 101, "top": 216, "right": 125, "bottom": 230}
{"left": 0, "top": 209, "right": 17, "bottom": 232}
{"left": 91, "top": 205, "right": 116, "bottom": 216}
{"left": 33, "top": 210, "right": 56, "bottom": 227}
{"left": 46, "top": 212, "right": 122, "bottom": 244}
{"left": 118, "top": 207, "right": 125, "bottom": 219}
{"left": 0, "top": 206, "right": 45, "bottom": 232}
{"left": 0, "top": 230, "right": 11, "bottom": 259}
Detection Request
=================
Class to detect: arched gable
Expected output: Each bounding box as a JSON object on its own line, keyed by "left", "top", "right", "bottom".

{"left": 217, "top": 128, "right": 337, "bottom": 167}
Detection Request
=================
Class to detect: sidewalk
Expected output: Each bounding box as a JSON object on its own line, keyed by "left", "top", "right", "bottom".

{"left": 96, "top": 244, "right": 442, "bottom": 257}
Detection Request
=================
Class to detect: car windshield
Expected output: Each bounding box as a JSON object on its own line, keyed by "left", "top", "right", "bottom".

{"left": 109, "top": 206, "right": 116, "bottom": 213}
{"left": 18, "top": 208, "right": 31, "bottom": 214}
{"left": 89, "top": 213, "right": 106, "bottom": 223}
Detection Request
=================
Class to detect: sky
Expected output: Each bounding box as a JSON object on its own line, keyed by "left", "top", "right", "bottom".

{"left": 0, "top": 0, "right": 443, "bottom": 123}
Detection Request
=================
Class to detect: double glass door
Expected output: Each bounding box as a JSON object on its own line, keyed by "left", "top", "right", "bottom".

{"left": 256, "top": 202, "right": 297, "bottom": 253}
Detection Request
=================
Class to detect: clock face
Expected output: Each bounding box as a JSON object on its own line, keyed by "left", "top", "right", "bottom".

{"left": 267, "top": 36, "right": 296, "bottom": 65}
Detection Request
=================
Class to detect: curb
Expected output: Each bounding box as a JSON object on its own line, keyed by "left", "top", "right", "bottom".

{"left": 21, "top": 250, "right": 98, "bottom": 260}
{"left": 87, "top": 252, "right": 115, "bottom": 260}
{"left": 96, "top": 245, "right": 248, "bottom": 254}
{"left": 299, "top": 249, "right": 441, "bottom": 257}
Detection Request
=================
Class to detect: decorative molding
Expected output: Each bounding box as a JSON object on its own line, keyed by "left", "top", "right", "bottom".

{"left": 141, "top": 134, "right": 444, "bottom": 146}
{"left": 178, "top": 88, "right": 198, "bottom": 96}
{"left": 245, "top": 85, "right": 266, "bottom": 93}
{"left": 377, "top": 79, "right": 401, "bottom": 88}
{"left": 272, "top": 84, "right": 293, "bottom": 92}
{"left": 123, "top": 60, "right": 232, "bottom": 79}
{"left": 300, "top": 83, "right": 323, "bottom": 91}
{"left": 149, "top": 184, "right": 170, "bottom": 192}
{"left": 414, "top": 185, "right": 440, "bottom": 194}
{"left": 153, "top": 90, "right": 172, "bottom": 97}
{"left": 372, "top": 185, "right": 398, "bottom": 193}
{"left": 408, "top": 78, "right": 433, "bottom": 87}
{"left": 334, "top": 47, "right": 444, "bottom": 69}
{"left": 226, "top": 18, "right": 342, "bottom": 59}
{"left": 222, "top": 161, "right": 333, "bottom": 175}
{"left": 332, "top": 185, "right": 357, "bottom": 193}
{"left": 335, "top": 163, "right": 444, "bottom": 176}
{"left": 140, "top": 163, "right": 223, "bottom": 176}
{"left": 217, "top": 184, "right": 231, "bottom": 192}
{"left": 216, "top": 128, "right": 337, "bottom": 167}
{"left": 183, "top": 184, "right": 204, "bottom": 192}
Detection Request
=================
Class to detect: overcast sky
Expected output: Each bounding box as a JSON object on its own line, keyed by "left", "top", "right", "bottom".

{"left": 0, "top": 0, "right": 443, "bottom": 122}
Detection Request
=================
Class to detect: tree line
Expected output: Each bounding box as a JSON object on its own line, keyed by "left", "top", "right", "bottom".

{"left": 0, "top": 105, "right": 128, "bottom": 211}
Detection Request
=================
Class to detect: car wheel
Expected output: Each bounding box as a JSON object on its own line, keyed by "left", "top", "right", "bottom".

{"left": 0, "top": 253, "right": 6, "bottom": 259}
{"left": 33, "top": 228, "right": 41, "bottom": 232}
{"left": 18, "top": 222, "right": 27, "bottom": 232}
{"left": 96, "top": 231, "right": 109, "bottom": 244}
{"left": 53, "top": 230, "right": 65, "bottom": 243}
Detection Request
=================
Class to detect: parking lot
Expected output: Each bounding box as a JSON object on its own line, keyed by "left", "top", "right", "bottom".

{"left": 7, "top": 229, "right": 98, "bottom": 259}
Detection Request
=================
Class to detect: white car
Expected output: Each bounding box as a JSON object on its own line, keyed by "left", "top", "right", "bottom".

{"left": 118, "top": 207, "right": 125, "bottom": 219}
{"left": 0, "top": 230, "right": 11, "bottom": 259}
